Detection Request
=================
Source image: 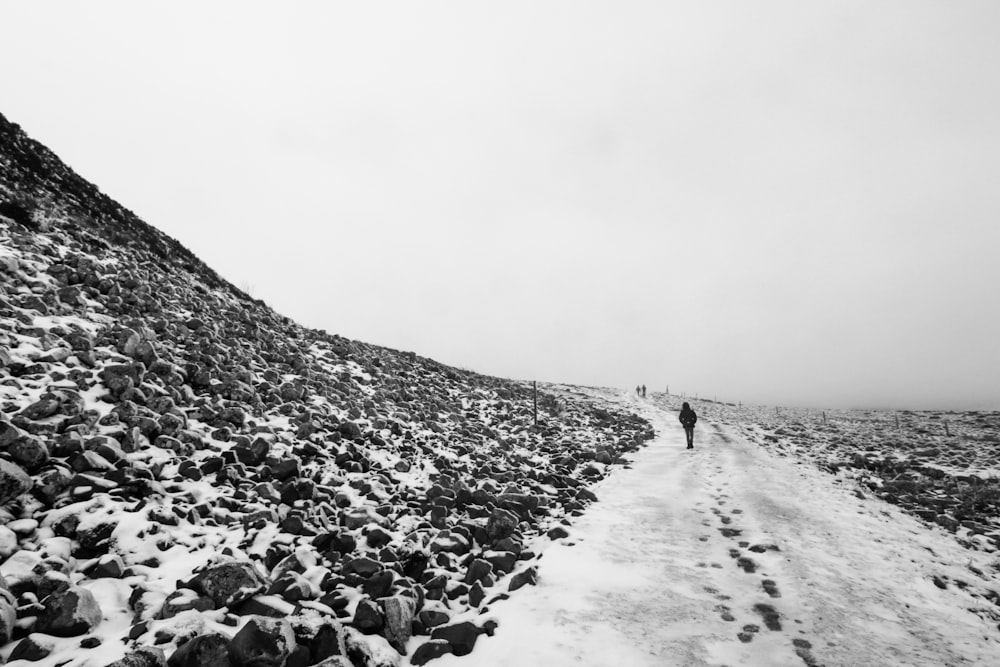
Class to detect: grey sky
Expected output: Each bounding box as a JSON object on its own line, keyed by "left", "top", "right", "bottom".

{"left": 3, "top": 1, "right": 999, "bottom": 409}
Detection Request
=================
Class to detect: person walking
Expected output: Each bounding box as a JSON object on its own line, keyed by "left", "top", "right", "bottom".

{"left": 641, "top": 384, "right": 647, "bottom": 397}
{"left": 679, "top": 402, "right": 697, "bottom": 449}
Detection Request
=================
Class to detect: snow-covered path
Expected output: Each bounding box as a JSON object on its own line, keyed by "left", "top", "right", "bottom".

{"left": 431, "top": 390, "right": 1000, "bottom": 667}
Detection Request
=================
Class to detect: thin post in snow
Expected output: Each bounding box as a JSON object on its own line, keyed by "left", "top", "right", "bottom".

{"left": 895, "top": 414, "right": 900, "bottom": 429}
{"left": 532, "top": 381, "right": 538, "bottom": 425}
{"left": 944, "top": 421, "right": 950, "bottom": 437}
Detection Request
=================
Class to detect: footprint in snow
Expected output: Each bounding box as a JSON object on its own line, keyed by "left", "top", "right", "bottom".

{"left": 792, "top": 638, "right": 823, "bottom": 667}
{"left": 752, "top": 603, "right": 782, "bottom": 630}
{"left": 762, "top": 579, "right": 781, "bottom": 598}
{"left": 714, "top": 604, "right": 736, "bottom": 622}
{"left": 737, "top": 624, "right": 760, "bottom": 643}
{"left": 719, "top": 527, "right": 742, "bottom": 538}
{"left": 737, "top": 557, "right": 758, "bottom": 573}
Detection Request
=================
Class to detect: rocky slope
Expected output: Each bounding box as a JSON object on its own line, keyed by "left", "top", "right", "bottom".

{"left": 0, "top": 112, "right": 655, "bottom": 667}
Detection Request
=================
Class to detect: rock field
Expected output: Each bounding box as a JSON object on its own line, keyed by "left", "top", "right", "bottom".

{"left": 0, "top": 112, "right": 655, "bottom": 666}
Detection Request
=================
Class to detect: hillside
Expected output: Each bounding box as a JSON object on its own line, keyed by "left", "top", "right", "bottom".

{"left": 0, "top": 112, "right": 654, "bottom": 667}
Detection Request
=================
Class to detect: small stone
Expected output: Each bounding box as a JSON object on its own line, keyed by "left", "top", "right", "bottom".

{"left": 509, "top": 566, "right": 538, "bottom": 591}
{"left": 411, "top": 639, "right": 453, "bottom": 666}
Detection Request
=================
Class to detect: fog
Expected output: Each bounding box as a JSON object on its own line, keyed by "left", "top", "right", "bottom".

{"left": 3, "top": 1, "right": 999, "bottom": 409}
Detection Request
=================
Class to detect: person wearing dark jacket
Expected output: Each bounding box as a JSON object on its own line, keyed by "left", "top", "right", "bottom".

{"left": 679, "top": 402, "right": 697, "bottom": 449}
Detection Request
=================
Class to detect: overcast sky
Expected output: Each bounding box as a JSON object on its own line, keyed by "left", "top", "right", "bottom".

{"left": 3, "top": 1, "right": 998, "bottom": 410}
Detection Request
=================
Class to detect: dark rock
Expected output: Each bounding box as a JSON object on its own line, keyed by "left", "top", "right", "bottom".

{"left": 0, "top": 595, "right": 15, "bottom": 644}
{"left": 227, "top": 616, "right": 296, "bottom": 667}
{"left": 464, "top": 558, "right": 493, "bottom": 585}
{"left": 0, "top": 420, "right": 26, "bottom": 448}
{"left": 353, "top": 598, "right": 384, "bottom": 634}
{"left": 362, "top": 571, "right": 394, "bottom": 599}
{"left": 101, "top": 362, "right": 146, "bottom": 396}
{"left": 167, "top": 632, "right": 232, "bottom": 667}
{"left": 9, "top": 634, "right": 56, "bottom": 661}
{"left": 380, "top": 595, "right": 416, "bottom": 653}
{"left": 187, "top": 562, "right": 267, "bottom": 609}
{"left": 468, "top": 581, "right": 486, "bottom": 607}
{"left": 0, "top": 459, "right": 33, "bottom": 504}
{"left": 308, "top": 622, "right": 347, "bottom": 663}
{"left": 430, "top": 621, "right": 481, "bottom": 657}
{"left": 411, "top": 639, "right": 453, "bottom": 666}
{"left": 509, "top": 566, "right": 538, "bottom": 591}
{"left": 485, "top": 507, "right": 519, "bottom": 542}
{"left": 18, "top": 397, "right": 61, "bottom": 421}
{"left": 106, "top": 646, "right": 168, "bottom": 667}
{"left": 418, "top": 609, "right": 450, "bottom": 628}
{"left": 34, "top": 586, "right": 103, "bottom": 636}
{"left": 484, "top": 551, "right": 518, "bottom": 574}
{"left": 341, "top": 557, "right": 380, "bottom": 578}
{"left": 310, "top": 657, "right": 353, "bottom": 667}
{"left": 411, "top": 639, "right": 454, "bottom": 666}
{"left": 6, "top": 433, "right": 49, "bottom": 471}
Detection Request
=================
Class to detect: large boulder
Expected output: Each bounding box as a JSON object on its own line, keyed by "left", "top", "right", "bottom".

{"left": 0, "top": 593, "right": 15, "bottom": 644}
{"left": 167, "top": 632, "right": 231, "bottom": 667}
{"left": 106, "top": 646, "right": 168, "bottom": 667}
{"left": 187, "top": 561, "right": 267, "bottom": 609}
{"left": 379, "top": 595, "right": 416, "bottom": 654}
{"left": 34, "top": 585, "right": 103, "bottom": 636}
{"left": 227, "top": 616, "right": 296, "bottom": 667}
{"left": 485, "top": 507, "right": 519, "bottom": 542}
{"left": 0, "top": 459, "right": 33, "bottom": 504}
{"left": 430, "top": 622, "right": 481, "bottom": 657}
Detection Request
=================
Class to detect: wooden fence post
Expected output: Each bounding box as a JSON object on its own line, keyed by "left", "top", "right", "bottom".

{"left": 944, "top": 421, "right": 950, "bottom": 437}
{"left": 533, "top": 381, "right": 537, "bottom": 426}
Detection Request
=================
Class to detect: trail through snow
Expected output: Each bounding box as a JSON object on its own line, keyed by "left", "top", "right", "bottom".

{"left": 431, "top": 389, "right": 1000, "bottom": 667}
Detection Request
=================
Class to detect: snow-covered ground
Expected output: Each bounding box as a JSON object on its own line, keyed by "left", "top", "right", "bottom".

{"left": 437, "top": 389, "right": 1000, "bottom": 666}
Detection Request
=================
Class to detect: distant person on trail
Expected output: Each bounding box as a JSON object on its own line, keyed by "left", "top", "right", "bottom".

{"left": 679, "top": 402, "right": 697, "bottom": 449}
{"left": 636, "top": 385, "right": 641, "bottom": 397}
{"left": 641, "top": 384, "right": 647, "bottom": 397}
